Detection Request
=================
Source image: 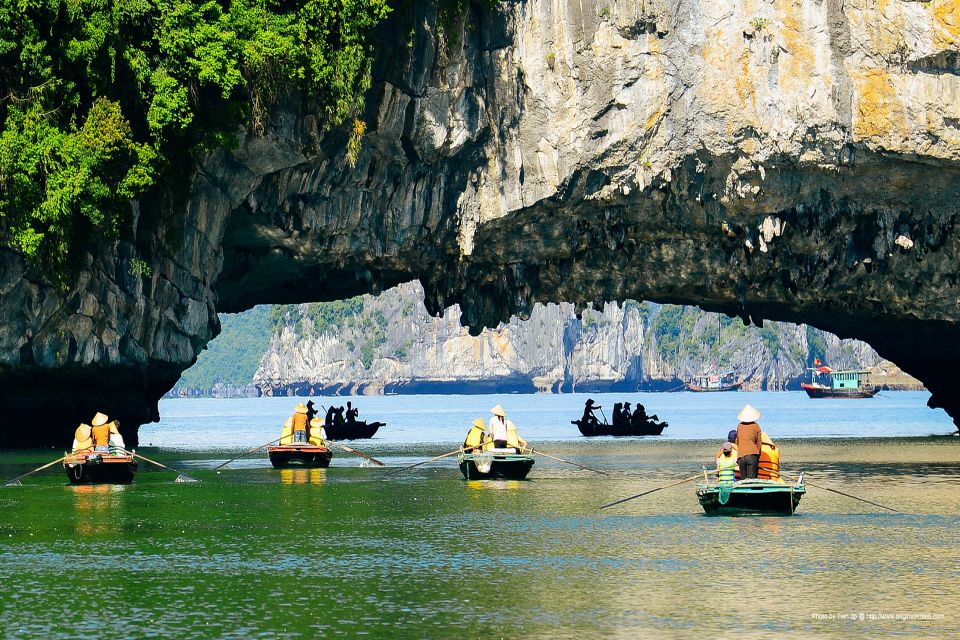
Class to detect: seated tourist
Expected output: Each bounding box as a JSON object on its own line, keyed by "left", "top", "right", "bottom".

{"left": 505, "top": 419, "right": 528, "bottom": 453}
{"left": 72, "top": 423, "right": 93, "bottom": 454}
{"left": 308, "top": 417, "right": 327, "bottom": 446}
{"left": 715, "top": 442, "right": 737, "bottom": 485}
{"left": 108, "top": 420, "right": 125, "bottom": 452}
{"left": 757, "top": 432, "right": 782, "bottom": 482}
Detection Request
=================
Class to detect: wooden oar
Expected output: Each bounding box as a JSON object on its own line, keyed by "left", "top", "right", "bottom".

{"left": 389, "top": 447, "right": 473, "bottom": 475}
{"left": 213, "top": 438, "right": 282, "bottom": 472}
{"left": 526, "top": 448, "right": 607, "bottom": 475}
{"left": 599, "top": 470, "right": 718, "bottom": 510}
{"left": 328, "top": 441, "right": 384, "bottom": 466}
{"left": 3, "top": 455, "right": 67, "bottom": 487}
{"left": 126, "top": 451, "right": 200, "bottom": 483}
{"left": 783, "top": 473, "right": 900, "bottom": 513}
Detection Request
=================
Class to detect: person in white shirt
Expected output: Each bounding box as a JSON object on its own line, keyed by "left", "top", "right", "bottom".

{"left": 488, "top": 404, "right": 509, "bottom": 447}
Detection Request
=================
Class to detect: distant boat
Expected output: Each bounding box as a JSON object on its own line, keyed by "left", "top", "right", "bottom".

{"left": 64, "top": 451, "right": 137, "bottom": 484}
{"left": 571, "top": 418, "right": 667, "bottom": 437}
{"left": 801, "top": 365, "right": 878, "bottom": 399}
{"left": 686, "top": 371, "right": 744, "bottom": 392}
{"left": 267, "top": 444, "right": 333, "bottom": 468}
{"left": 325, "top": 420, "right": 385, "bottom": 440}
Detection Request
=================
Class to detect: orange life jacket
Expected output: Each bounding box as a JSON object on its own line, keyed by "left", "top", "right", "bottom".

{"left": 293, "top": 412, "right": 308, "bottom": 433}
{"left": 758, "top": 444, "right": 781, "bottom": 480}
{"left": 91, "top": 424, "right": 111, "bottom": 447}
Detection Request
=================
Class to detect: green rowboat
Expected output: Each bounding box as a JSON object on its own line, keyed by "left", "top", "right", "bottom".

{"left": 457, "top": 450, "right": 535, "bottom": 480}
{"left": 696, "top": 478, "right": 806, "bottom": 516}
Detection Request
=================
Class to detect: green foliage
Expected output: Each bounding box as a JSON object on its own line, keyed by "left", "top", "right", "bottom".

{"left": 757, "top": 325, "right": 780, "bottom": 356}
{"left": 806, "top": 325, "right": 827, "bottom": 365}
{"left": 176, "top": 305, "right": 273, "bottom": 390}
{"left": 749, "top": 17, "right": 770, "bottom": 32}
{"left": 0, "top": 0, "right": 391, "bottom": 279}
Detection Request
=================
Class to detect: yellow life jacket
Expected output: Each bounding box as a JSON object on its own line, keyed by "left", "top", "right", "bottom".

{"left": 464, "top": 425, "right": 485, "bottom": 448}
{"left": 280, "top": 418, "right": 294, "bottom": 445}
{"left": 758, "top": 444, "right": 781, "bottom": 481}
{"left": 505, "top": 421, "right": 520, "bottom": 449}
{"left": 716, "top": 454, "right": 737, "bottom": 484}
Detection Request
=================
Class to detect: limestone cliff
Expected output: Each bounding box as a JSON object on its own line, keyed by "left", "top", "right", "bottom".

{"left": 2, "top": 0, "right": 960, "bottom": 445}
{"left": 252, "top": 281, "right": 894, "bottom": 394}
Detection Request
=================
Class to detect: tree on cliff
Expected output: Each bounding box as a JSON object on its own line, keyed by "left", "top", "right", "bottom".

{"left": 0, "top": 0, "right": 390, "bottom": 282}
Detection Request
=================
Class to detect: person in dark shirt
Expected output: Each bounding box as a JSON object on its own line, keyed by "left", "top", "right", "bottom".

{"left": 735, "top": 404, "right": 763, "bottom": 480}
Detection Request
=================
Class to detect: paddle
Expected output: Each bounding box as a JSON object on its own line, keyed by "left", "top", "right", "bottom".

{"left": 599, "top": 470, "right": 718, "bottom": 510}
{"left": 3, "top": 455, "right": 67, "bottom": 487}
{"left": 599, "top": 407, "right": 610, "bottom": 426}
{"left": 213, "top": 438, "right": 282, "bottom": 472}
{"left": 328, "top": 441, "right": 384, "bottom": 466}
{"left": 125, "top": 451, "right": 200, "bottom": 483}
{"left": 388, "top": 446, "right": 481, "bottom": 475}
{"left": 783, "top": 473, "right": 900, "bottom": 513}
{"left": 525, "top": 448, "right": 608, "bottom": 475}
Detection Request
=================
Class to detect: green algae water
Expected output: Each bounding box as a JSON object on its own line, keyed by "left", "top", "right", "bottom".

{"left": 1, "top": 434, "right": 958, "bottom": 639}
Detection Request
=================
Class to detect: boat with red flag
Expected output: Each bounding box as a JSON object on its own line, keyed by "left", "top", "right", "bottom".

{"left": 801, "top": 360, "right": 878, "bottom": 399}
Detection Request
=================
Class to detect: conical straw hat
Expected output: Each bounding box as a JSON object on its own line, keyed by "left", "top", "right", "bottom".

{"left": 737, "top": 404, "right": 760, "bottom": 423}
{"left": 472, "top": 418, "right": 486, "bottom": 429}
{"left": 310, "top": 417, "right": 323, "bottom": 427}
{"left": 295, "top": 403, "right": 308, "bottom": 414}
{"left": 490, "top": 404, "right": 506, "bottom": 417}
{"left": 761, "top": 431, "right": 775, "bottom": 446}
{"left": 91, "top": 412, "right": 109, "bottom": 427}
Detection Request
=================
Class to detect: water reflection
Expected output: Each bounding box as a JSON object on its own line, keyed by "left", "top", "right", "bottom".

{"left": 465, "top": 479, "right": 523, "bottom": 492}
{"left": 278, "top": 468, "right": 326, "bottom": 485}
{"left": 71, "top": 483, "right": 126, "bottom": 536}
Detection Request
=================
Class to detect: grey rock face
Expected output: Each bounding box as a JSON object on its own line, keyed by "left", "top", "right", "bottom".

{"left": 1, "top": 0, "right": 959, "bottom": 445}
{"left": 254, "top": 282, "right": 893, "bottom": 395}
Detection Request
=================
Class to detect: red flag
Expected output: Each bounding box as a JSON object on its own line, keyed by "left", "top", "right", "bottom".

{"left": 813, "top": 357, "right": 822, "bottom": 366}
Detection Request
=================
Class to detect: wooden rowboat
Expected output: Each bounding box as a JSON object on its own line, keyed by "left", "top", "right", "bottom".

{"left": 457, "top": 450, "right": 535, "bottom": 480}
{"left": 267, "top": 444, "right": 333, "bottom": 469}
{"left": 64, "top": 451, "right": 138, "bottom": 485}
{"left": 696, "top": 478, "right": 805, "bottom": 516}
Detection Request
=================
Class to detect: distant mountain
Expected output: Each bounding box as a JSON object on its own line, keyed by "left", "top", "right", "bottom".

{"left": 171, "top": 306, "right": 272, "bottom": 396}
{"left": 242, "top": 282, "right": 919, "bottom": 396}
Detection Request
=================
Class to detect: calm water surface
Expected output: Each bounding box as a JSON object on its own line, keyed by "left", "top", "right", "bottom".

{"left": 1, "top": 392, "right": 958, "bottom": 638}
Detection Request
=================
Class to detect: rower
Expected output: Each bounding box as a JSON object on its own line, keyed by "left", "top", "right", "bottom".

{"left": 716, "top": 442, "right": 737, "bottom": 485}
{"left": 308, "top": 417, "right": 327, "bottom": 446}
{"left": 291, "top": 403, "right": 309, "bottom": 443}
{"left": 582, "top": 399, "right": 601, "bottom": 427}
{"left": 758, "top": 432, "right": 782, "bottom": 482}
{"left": 488, "top": 405, "right": 509, "bottom": 448}
{"left": 505, "top": 419, "right": 528, "bottom": 453}
{"left": 346, "top": 402, "right": 358, "bottom": 425}
{"left": 90, "top": 412, "right": 111, "bottom": 452}
{"left": 612, "top": 402, "right": 624, "bottom": 428}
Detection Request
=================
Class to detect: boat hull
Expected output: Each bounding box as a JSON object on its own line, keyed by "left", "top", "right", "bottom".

{"left": 571, "top": 419, "right": 666, "bottom": 437}
{"left": 686, "top": 381, "right": 744, "bottom": 392}
{"left": 801, "top": 383, "right": 878, "bottom": 399}
{"left": 64, "top": 453, "right": 137, "bottom": 485}
{"left": 325, "top": 421, "right": 385, "bottom": 440}
{"left": 697, "top": 480, "right": 805, "bottom": 516}
{"left": 267, "top": 445, "right": 333, "bottom": 469}
{"left": 457, "top": 452, "right": 534, "bottom": 480}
